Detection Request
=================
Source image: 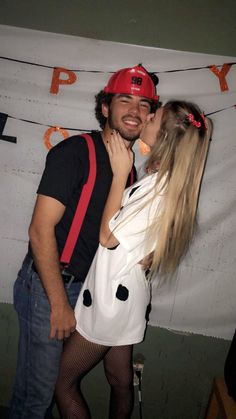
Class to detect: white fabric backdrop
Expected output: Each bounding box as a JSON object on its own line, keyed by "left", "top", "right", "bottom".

{"left": 0, "top": 25, "right": 235, "bottom": 339}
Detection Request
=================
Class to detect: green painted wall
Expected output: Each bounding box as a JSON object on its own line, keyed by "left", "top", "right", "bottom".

{"left": 0, "top": 303, "right": 231, "bottom": 418}
{"left": 0, "top": 0, "right": 236, "bottom": 56}
{"left": 0, "top": 0, "right": 235, "bottom": 417}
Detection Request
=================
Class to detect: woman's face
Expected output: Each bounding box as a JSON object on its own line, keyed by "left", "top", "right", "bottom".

{"left": 139, "top": 107, "right": 164, "bottom": 148}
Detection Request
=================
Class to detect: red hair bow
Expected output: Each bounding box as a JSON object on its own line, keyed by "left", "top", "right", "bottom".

{"left": 188, "top": 113, "right": 201, "bottom": 128}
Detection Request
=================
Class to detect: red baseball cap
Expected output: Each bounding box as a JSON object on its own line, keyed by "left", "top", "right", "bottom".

{"left": 104, "top": 65, "right": 158, "bottom": 102}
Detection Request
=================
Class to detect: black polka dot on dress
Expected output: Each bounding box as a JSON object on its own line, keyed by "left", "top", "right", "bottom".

{"left": 83, "top": 289, "right": 92, "bottom": 306}
{"left": 116, "top": 284, "right": 129, "bottom": 301}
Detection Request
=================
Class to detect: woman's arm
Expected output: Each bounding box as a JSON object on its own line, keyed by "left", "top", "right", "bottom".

{"left": 99, "top": 131, "right": 133, "bottom": 248}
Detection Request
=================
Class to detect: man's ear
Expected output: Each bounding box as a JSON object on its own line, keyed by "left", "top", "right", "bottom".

{"left": 102, "top": 103, "right": 109, "bottom": 118}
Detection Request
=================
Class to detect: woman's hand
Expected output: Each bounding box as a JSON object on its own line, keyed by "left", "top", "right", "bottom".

{"left": 138, "top": 252, "right": 154, "bottom": 270}
{"left": 100, "top": 131, "right": 133, "bottom": 247}
{"left": 107, "top": 131, "right": 133, "bottom": 179}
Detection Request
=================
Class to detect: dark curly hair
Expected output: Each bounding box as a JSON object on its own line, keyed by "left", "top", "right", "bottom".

{"left": 95, "top": 91, "right": 114, "bottom": 129}
{"left": 95, "top": 90, "right": 159, "bottom": 129}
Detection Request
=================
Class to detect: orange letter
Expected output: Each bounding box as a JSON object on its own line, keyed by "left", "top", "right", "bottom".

{"left": 50, "top": 67, "right": 77, "bottom": 94}
{"left": 138, "top": 139, "right": 150, "bottom": 155}
{"left": 44, "top": 126, "right": 69, "bottom": 150}
{"left": 209, "top": 63, "right": 232, "bottom": 92}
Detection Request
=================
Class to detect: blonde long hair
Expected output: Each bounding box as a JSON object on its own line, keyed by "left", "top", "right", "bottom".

{"left": 146, "top": 100, "right": 212, "bottom": 275}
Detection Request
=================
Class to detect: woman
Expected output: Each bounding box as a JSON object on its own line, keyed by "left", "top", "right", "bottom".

{"left": 55, "top": 100, "right": 212, "bottom": 418}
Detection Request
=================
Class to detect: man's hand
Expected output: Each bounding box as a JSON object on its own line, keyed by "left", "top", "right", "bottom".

{"left": 50, "top": 303, "right": 76, "bottom": 340}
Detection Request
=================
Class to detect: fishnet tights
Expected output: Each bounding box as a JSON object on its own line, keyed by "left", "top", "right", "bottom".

{"left": 55, "top": 331, "right": 134, "bottom": 419}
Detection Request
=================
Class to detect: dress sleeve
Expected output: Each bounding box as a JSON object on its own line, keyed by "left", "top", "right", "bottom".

{"left": 109, "top": 190, "right": 161, "bottom": 255}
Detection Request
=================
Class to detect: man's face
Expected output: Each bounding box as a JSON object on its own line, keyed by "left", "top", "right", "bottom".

{"left": 103, "top": 94, "right": 152, "bottom": 142}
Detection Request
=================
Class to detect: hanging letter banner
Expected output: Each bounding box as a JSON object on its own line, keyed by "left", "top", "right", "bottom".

{"left": 0, "top": 113, "right": 17, "bottom": 144}
{"left": 44, "top": 126, "right": 69, "bottom": 149}
{"left": 50, "top": 67, "right": 77, "bottom": 94}
{"left": 209, "top": 63, "right": 232, "bottom": 92}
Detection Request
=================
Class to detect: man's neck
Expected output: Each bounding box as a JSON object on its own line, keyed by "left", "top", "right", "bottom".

{"left": 102, "top": 125, "right": 133, "bottom": 149}
{"left": 101, "top": 125, "right": 111, "bottom": 147}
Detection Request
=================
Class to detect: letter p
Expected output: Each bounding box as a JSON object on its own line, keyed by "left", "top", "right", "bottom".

{"left": 50, "top": 67, "right": 77, "bottom": 94}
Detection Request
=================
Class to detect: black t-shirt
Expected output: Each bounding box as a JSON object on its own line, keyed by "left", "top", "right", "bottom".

{"left": 34, "top": 131, "right": 136, "bottom": 280}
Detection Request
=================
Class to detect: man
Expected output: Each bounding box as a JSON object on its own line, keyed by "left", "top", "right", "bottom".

{"left": 9, "top": 64, "right": 158, "bottom": 418}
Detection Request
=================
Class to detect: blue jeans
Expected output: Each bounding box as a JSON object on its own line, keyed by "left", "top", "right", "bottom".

{"left": 9, "top": 254, "right": 83, "bottom": 419}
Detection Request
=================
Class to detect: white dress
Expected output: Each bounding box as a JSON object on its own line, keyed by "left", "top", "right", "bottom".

{"left": 75, "top": 173, "right": 161, "bottom": 346}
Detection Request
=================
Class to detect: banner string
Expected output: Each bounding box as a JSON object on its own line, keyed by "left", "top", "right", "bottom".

{"left": 206, "top": 104, "right": 236, "bottom": 116}
{"left": 7, "top": 114, "right": 88, "bottom": 132}
{"left": 0, "top": 55, "right": 236, "bottom": 74}
{"left": 4, "top": 103, "right": 235, "bottom": 132}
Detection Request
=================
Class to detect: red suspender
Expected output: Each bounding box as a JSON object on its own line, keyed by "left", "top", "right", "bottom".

{"left": 60, "top": 134, "right": 134, "bottom": 266}
{"left": 60, "top": 134, "right": 97, "bottom": 266}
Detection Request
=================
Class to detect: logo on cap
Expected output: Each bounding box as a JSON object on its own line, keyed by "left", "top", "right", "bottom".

{"left": 104, "top": 65, "right": 158, "bottom": 102}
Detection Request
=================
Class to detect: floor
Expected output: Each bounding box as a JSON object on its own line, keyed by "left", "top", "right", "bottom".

{"left": 0, "top": 406, "right": 9, "bottom": 419}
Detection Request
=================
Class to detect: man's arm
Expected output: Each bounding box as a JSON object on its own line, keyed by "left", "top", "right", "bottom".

{"left": 29, "top": 194, "right": 76, "bottom": 340}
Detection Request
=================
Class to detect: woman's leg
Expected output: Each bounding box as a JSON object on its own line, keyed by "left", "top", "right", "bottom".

{"left": 55, "top": 331, "right": 109, "bottom": 419}
{"left": 103, "top": 345, "right": 134, "bottom": 419}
